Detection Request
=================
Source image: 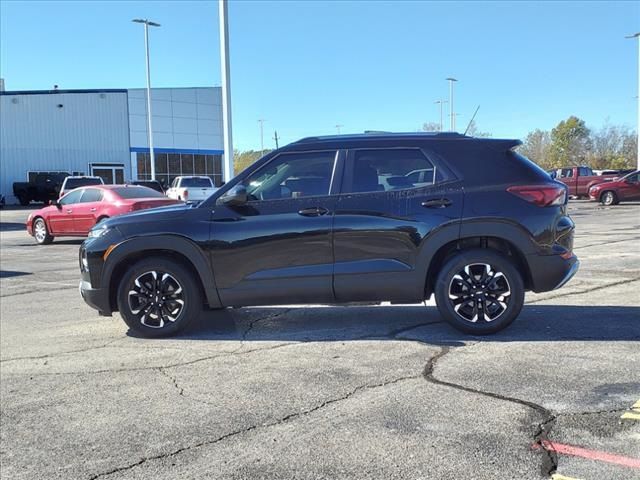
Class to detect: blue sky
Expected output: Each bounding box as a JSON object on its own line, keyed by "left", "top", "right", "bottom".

{"left": 1, "top": 0, "right": 638, "bottom": 150}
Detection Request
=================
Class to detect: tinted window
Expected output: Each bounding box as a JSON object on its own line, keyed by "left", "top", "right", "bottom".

{"left": 111, "top": 187, "right": 164, "bottom": 199}
{"left": 578, "top": 167, "right": 591, "bottom": 176}
{"left": 65, "top": 178, "right": 103, "bottom": 189}
{"left": 80, "top": 188, "right": 104, "bottom": 203}
{"left": 180, "top": 177, "right": 213, "bottom": 188}
{"left": 245, "top": 151, "right": 336, "bottom": 200}
{"left": 345, "top": 148, "right": 437, "bottom": 194}
{"left": 60, "top": 189, "right": 84, "bottom": 205}
{"left": 560, "top": 169, "right": 573, "bottom": 178}
{"left": 624, "top": 173, "right": 639, "bottom": 183}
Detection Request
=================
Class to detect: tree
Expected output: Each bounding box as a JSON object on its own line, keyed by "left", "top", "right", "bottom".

{"left": 463, "top": 120, "right": 491, "bottom": 138}
{"left": 547, "top": 116, "right": 591, "bottom": 168}
{"left": 519, "top": 129, "right": 552, "bottom": 168}
{"left": 422, "top": 121, "right": 441, "bottom": 132}
{"left": 233, "top": 149, "right": 272, "bottom": 175}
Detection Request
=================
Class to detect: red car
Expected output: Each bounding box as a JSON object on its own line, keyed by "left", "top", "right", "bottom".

{"left": 588, "top": 170, "right": 640, "bottom": 206}
{"left": 26, "top": 185, "right": 180, "bottom": 245}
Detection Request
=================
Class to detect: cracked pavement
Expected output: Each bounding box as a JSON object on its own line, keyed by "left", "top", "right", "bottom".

{"left": 1, "top": 201, "right": 639, "bottom": 480}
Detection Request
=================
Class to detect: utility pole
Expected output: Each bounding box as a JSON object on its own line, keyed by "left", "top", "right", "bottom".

{"left": 626, "top": 32, "right": 640, "bottom": 170}
{"left": 132, "top": 19, "right": 160, "bottom": 180}
{"left": 258, "top": 119, "right": 266, "bottom": 156}
{"left": 335, "top": 124, "right": 344, "bottom": 134}
{"left": 446, "top": 77, "right": 458, "bottom": 131}
{"left": 219, "top": 0, "right": 234, "bottom": 182}
{"left": 273, "top": 130, "right": 280, "bottom": 149}
{"left": 434, "top": 100, "right": 448, "bottom": 131}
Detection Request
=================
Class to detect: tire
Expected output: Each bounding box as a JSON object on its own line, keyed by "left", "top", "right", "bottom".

{"left": 18, "top": 195, "right": 30, "bottom": 206}
{"left": 116, "top": 257, "right": 202, "bottom": 337}
{"left": 434, "top": 249, "right": 525, "bottom": 335}
{"left": 96, "top": 216, "right": 109, "bottom": 225}
{"left": 33, "top": 217, "right": 54, "bottom": 245}
{"left": 600, "top": 191, "right": 618, "bottom": 206}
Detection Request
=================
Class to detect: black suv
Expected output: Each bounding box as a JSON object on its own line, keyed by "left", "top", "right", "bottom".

{"left": 79, "top": 133, "right": 578, "bottom": 337}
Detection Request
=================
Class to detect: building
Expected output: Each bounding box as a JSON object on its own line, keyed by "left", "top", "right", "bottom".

{"left": 0, "top": 87, "right": 224, "bottom": 204}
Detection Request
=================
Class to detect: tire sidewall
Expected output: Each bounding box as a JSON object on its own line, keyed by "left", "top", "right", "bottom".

{"left": 34, "top": 218, "right": 52, "bottom": 245}
{"left": 601, "top": 191, "right": 616, "bottom": 206}
{"left": 117, "top": 257, "right": 201, "bottom": 337}
{"left": 434, "top": 249, "right": 525, "bottom": 335}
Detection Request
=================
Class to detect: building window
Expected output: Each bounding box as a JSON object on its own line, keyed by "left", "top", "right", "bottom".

{"left": 136, "top": 152, "right": 224, "bottom": 187}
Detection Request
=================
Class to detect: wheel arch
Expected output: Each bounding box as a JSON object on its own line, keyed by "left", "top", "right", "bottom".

{"left": 103, "top": 235, "right": 222, "bottom": 312}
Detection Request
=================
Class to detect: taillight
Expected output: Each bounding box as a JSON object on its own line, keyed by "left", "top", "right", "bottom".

{"left": 182, "top": 189, "right": 189, "bottom": 200}
{"left": 507, "top": 184, "right": 567, "bottom": 207}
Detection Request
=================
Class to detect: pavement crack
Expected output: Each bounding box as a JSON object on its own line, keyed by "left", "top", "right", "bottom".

{"left": 422, "top": 345, "right": 558, "bottom": 477}
{"left": 0, "top": 338, "right": 122, "bottom": 363}
{"left": 526, "top": 277, "right": 640, "bottom": 304}
{"left": 86, "top": 372, "right": 419, "bottom": 479}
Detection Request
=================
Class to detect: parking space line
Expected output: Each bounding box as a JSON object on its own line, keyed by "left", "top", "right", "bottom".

{"left": 621, "top": 399, "right": 640, "bottom": 421}
{"left": 539, "top": 440, "right": 640, "bottom": 469}
{"left": 551, "top": 474, "right": 583, "bottom": 480}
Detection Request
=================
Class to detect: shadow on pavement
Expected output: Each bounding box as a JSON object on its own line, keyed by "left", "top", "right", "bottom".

{"left": 0, "top": 270, "right": 32, "bottom": 279}
{"left": 139, "top": 304, "right": 640, "bottom": 344}
{"left": 0, "top": 222, "right": 26, "bottom": 232}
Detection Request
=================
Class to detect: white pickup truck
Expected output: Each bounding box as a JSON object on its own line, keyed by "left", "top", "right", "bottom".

{"left": 166, "top": 176, "right": 218, "bottom": 203}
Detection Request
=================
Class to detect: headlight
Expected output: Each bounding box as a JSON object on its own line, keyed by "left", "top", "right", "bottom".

{"left": 88, "top": 226, "right": 111, "bottom": 238}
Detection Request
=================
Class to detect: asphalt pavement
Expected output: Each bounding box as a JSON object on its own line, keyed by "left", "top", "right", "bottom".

{"left": 1, "top": 201, "right": 638, "bottom": 480}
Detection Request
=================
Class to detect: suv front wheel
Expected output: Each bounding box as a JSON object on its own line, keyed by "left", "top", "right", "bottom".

{"left": 117, "top": 257, "right": 201, "bottom": 337}
{"left": 434, "top": 249, "right": 525, "bottom": 335}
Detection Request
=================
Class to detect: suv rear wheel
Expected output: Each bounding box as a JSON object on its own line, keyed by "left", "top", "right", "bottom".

{"left": 117, "top": 257, "right": 201, "bottom": 337}
{"left": 434, "top": 249, "right": 524, "bottom": 335}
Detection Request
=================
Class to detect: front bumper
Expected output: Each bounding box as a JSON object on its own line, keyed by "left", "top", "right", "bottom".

{"left": 79, "top": 279, "right": 112, "bottom": 316}
{"left": 527, "top": 253, "right": 580, "bottom": 293}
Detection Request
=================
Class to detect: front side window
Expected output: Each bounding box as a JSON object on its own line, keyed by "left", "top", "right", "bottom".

{"left": 245, "top": 151, "right": 337, "bottom": 201}
{"left": 345, "top": 148, "right": 438, "bottom": 194}
{"left": 624, "top": 173, "right": 639, "bottom": 183}
{"left": 60, "top": 189, "right": 84, "bottom": 205}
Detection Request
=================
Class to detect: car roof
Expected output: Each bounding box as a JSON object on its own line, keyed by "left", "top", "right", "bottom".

{"left": 284, "top": 132, "right": 521, "bottom": 150}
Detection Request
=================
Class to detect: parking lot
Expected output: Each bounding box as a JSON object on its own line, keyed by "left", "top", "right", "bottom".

{"left": 0, "top": 201, "right": 638, "bottom": 480}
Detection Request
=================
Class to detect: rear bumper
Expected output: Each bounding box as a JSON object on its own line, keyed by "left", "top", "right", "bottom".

{"left": 79, "top": 280, "right": 112, "bottom": 316}
{"left": 527, "top": 253, "right": 580, "bottom": 293}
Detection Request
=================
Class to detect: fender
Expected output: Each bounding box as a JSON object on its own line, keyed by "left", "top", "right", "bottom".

{"left": 414, "top": 220, "right": 462, "bottom": 283}
{"left": 102, "top": 234, "right": 222, "bottom": 309}
{"left": 458, "top": 218, "right": 540, "bottom": 254}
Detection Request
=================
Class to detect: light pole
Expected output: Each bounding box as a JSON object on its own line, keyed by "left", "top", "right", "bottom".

{"left": 434, "top": 100, "right": 448, "bottom": 131}
{"left": 626, "top": 32, "right": 640, "bottom": 170}
{"left": 219, "top": 0, "right": 234, "bottom": 182}
{"left": 446, "top": 77, "right": 458, "bottom": 131}
{"left": 258, "top": 119, "right": 266, "bottom": 156}
{"left": 335, "top": 124, "right": 344, "bottom": 134}
{"left": 132, "top": 19, "right": 160, "bottom": 180}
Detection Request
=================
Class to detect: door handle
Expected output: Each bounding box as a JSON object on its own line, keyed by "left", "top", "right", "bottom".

{"left": 298, "top": 207, "right": 329, "bottom": 217}
{"left": 90, "top": 208, "right": 97, "bottom": 212}
{"left": 421, "top": 198, "right": 452, "bottom": 209}
{"left": 66, "top": 209, "right": 73, "bottom": 214}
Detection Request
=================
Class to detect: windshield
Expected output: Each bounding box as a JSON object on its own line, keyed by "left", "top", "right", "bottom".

{"left": 111, "top": 186, "right": 165, "bottom": 199}
{"left": 181, "top": 177, "right": 213, "bottom": 188}
{"left": 65, "top": 178, "right": 102, "bottom": 189}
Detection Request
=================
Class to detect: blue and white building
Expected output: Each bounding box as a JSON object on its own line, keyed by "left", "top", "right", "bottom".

{"left": 0, "top": 87, "right": 224, "bottom": 204}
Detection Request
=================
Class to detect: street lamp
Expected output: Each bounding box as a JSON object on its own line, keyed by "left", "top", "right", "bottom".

{"left": 445, "top": 77, "right": 458, "bottom": 131}
{"left": 258, "top": 119, "right": 266, "bottom": 157}
{"left": 219, "top": 0, "right": 234, "bottom": 182}
{"left": 434, "top": 100, "right": 448, "bottom": 132}
{"left": 626, "top": 32, "right": 640, "bottom": 170}
{"left": 132, "top": 19, "right": 160, "bottom": 180}
{"left": 335, "top": 124, "right": 344, "bottom": 134}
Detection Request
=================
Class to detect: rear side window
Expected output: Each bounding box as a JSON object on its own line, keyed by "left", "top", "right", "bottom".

{"left": 79, "top": 188, "right": 104, "bottom": 203}
{"left": 111, "top": 187, "right": 164, "bottom": 199}
{"left": 344, "top": 148, "right": 443, "bottom": 194}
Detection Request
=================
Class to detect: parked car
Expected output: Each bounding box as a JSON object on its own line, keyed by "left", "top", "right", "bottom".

{"left": 26, "top": 185, "right": 180, "bottom": 245}
{"left": 592, "top": 169, "right": 635, "bottom": 176}
{"left": 130, "top": 180, "right": 165, "bottom": 194}
{"left": 588, "top": 170, "right": 640, "bottom": 206}
{"left": 13, "top": 172, "right": 69, "bottom": 206}
{"left": 59, "top": 176, "right": 104, "bottom": 198}
{"left": 551, "top": 166, "right": 618, "bottom": 198}
{"left": 79, "top": 132, "right": 579, "bottom": 337}
{"left": 166, "top": 176, "right": 218, "bottom": 203}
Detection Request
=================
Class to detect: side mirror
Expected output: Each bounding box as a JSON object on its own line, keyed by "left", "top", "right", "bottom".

{"left": 218, "top": 184, "right": 247, "bottom": 206}
{"left": 50, "top": 199, "right": 61, "bottom": 208}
